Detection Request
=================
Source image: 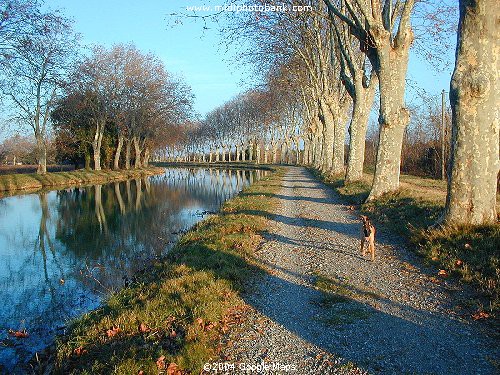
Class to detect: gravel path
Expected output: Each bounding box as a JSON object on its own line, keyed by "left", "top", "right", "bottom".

{"left": 215, "top": 167, "right": 498, "bottom": 375}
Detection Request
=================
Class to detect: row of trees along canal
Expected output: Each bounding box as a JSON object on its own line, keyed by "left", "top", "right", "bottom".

{"left": 0, "top": 1, "right": 194, "bottom": 173}
{"left": 171, "top": 0, "right": 498, "bottom": 227}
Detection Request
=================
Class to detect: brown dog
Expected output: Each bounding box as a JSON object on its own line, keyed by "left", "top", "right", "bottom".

{"left": 360, "top": 215, "right": 376, "bottom": 261}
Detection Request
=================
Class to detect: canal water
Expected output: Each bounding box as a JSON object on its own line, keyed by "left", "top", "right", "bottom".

{"left": 0, "top": 167, "right": 266, "bottom": 372}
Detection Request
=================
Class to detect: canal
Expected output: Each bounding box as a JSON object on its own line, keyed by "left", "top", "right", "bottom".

{"left": 0, "top": 167, "right": 267, "bottom": 372}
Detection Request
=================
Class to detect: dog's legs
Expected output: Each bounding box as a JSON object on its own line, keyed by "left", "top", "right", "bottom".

{"left": 370, "top": 238, "right": 375, "bottom": 261}
{"left": 360, "top": 237, "right": 366, "bottom": 255}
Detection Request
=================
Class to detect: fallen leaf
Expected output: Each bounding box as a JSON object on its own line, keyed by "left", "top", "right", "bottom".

{"left": 73, "top": 346, "right": 87, "bottom": 356}
{"left": 169, "top": 330, "right": 177, "bottom": 339}
{"left": 59, "top": 278, "right": 65, "bottom": 285}
{"left": 156, "top": 355, "right": 166, "bottom": 369}
{"left": 138, "top": 371, "right": 144, "bottom": 375}
{"left": 472, "top": 311, "right": 490, "bottom": 320}
{"left": 438, "top": 269, "right": 448, "bottom": 278}
{"left": 195, "top": 317, "right": 204, "bottom": 327}
{"left": 138, "top": 323, "right": 150, "bottom": 333}
{"left": 8, "top": 329, "right": 28, "bottom": 338}
{"left": 464, "top": 243, "right": 472, "bottom": 249}
{"left": 166, "top": 362, "right": 181, "bottom": 375}
{"left": 205, "top": 322, "right": 215, "bottom": 331}
{"left": 455, "top": 259, "right": 463, "bottom": 267}
{"left": 106, "top": 326, "right": 121, "bottom": 338}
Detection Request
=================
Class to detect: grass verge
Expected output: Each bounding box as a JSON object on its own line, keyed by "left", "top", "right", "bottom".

{"left": 0, "top": 167, "right": 165, "bottom": 196}
{"left": 35, "top": 167, "right": 285, "bottom": 374}
{"left": 313, "top": 169, "right": 500, "bottom": 315}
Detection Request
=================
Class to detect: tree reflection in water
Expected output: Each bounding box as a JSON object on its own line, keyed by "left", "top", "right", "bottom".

{"left": 0, "top": 168, "right": 268, "bottom": 372}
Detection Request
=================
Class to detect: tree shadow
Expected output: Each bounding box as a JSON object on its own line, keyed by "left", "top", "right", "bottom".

{"left": 240, "top": 209, "right": 360, "bottom": 238}
{"left": 174, "top": 245, "right": 496, "bottom": 374}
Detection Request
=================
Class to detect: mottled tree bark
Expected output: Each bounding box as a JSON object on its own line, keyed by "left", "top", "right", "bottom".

{"left": 320, "top": 98, "right": 335, "bottom": 171}
{"left": 92, "top": 120, "right": 104, "bottom": 171}
{"left": 272, "top": 143, "right": 278, "bottom": 163}
{"left": 125, "top": 139, "right": 131, "bottom": 170}
{"left": 367, "top": 24, "right": 413, "bottom": 200}
{"left": 143, "top": 146, "right": 150, "bottom": 167}
{"left": 346, "top": 73, "right": 378, "bottom": 183}
{"left": 132, "top": 136, "right": 142, "bottom": 168}
{"left": 444, "top": 0, "right": 499, "bottom": 225}
{"left": 331, "top": 100, "right": 350, "bottom": 175}
{"left": 114, "top": 135, "right": 124, "bottom": 170}
{"left": 35, "top": 136, "right": 47, "bottom": 174}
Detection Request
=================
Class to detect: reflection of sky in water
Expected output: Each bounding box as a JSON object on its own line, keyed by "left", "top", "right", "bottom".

{"left": 0, "top": 168, "right": 266, "bottom": 372}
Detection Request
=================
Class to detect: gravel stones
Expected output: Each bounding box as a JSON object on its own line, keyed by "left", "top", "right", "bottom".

{"left": 216, "top": 167, "right": 498, "bottom": 375}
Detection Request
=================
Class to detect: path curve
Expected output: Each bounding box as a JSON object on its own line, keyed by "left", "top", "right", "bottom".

{"left": 219, "top": 167, "right": 497, "bottom": 374}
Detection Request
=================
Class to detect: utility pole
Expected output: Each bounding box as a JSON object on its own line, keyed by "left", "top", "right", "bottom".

{"left": 441, "top": 89, "right": 446, "bottom": 181}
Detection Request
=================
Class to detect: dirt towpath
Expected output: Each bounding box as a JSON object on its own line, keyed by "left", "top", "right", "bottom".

{"left": 217, "top": 167, "right": 498, "bottom": 374}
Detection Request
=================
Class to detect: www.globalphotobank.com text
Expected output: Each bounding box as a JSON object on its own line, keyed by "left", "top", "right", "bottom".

{"left": 186, "top": 4, "right": 313, "bottom": 12}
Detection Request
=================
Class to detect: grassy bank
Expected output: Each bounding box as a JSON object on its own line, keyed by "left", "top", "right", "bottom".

{"left": 36, "top": 168, "right": 284, "bottom": 374}
{"left": 314, "top": 170, "right": 500, "bottom": 315}
{"left": 0, "top": 167, "right": 164, "bottom": 196}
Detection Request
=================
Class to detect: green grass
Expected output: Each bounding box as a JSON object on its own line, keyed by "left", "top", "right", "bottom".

{"left": 314, "top": 169, "right": 500, "bottom": 315}
{"left": 39, "top": 167, "right": 285, "bottom": 374}
{"left": 0, "top": 167, "right": 165, "bottom": 196}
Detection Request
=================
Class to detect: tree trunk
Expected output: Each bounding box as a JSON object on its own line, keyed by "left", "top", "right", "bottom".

{"left": 331, "top": 101, "right": 349, "bottom": 175}
{"left": 143, "top": 146, "right": 150, "bottom": 167}
{"left": 320, "top": 99, "right": 335, "bottom": 171}
{"left": 255, "top": 142, "right": 261, "bottom": 164}
{"left": 346, "top": 75, "right": 378, "bottom": 182}
{"left": 114, "top": 135, "right": 124, "bottom": 170}
{"left": 125, "top": 139, "right": 131, "bottom": 170}
{"left": 367, "top": 32, "right": 412, "bottom": 200}
{"left": 443, "top": 0, "right": 499, "bottom": 225}
{"left": 241, "top": 144, "right": 246, "bottom": 161}
{"left": 133, "top": 136, "right": 142, "bottom": 168}
{"left": 235, "top": 145, "right": 240, "bottom": 161}
{"left": 272, "top": 144, "right": 278, "bottom": 164}
{"left": 314, "top": 134, "right": 323, "bottom": 168}
{"left": 92, "top": 123, "right": 104, "bottom": 171}
{"left": 36, "top": 139, "right": 47, "bottom": 175}
{"left": 248, "top": 142, "right": 253, "bottom": 162}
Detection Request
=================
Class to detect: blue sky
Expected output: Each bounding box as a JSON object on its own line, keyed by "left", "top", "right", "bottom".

{"left": 45, "top": 0, "right": 250, "bottom": 117}
{"left": 1, "top": 1, "right": 457, "bottom": 140}
{"left": 45, "top": 0, "right": 456, "bottom": 112}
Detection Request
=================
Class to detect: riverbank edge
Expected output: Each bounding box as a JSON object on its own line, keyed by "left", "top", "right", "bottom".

{"left": 32, "top": 167, "right": 285, "bottom": 374}
{"left": 311, "top": 167, "right": 499, "bottom": 317}
{"left": 0, "top": 167, "right": 165, "bottom": 197}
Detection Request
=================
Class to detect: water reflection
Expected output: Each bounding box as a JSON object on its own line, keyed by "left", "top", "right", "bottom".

{"left": 0, "top": 168, "right": 267, "bottom": 372}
